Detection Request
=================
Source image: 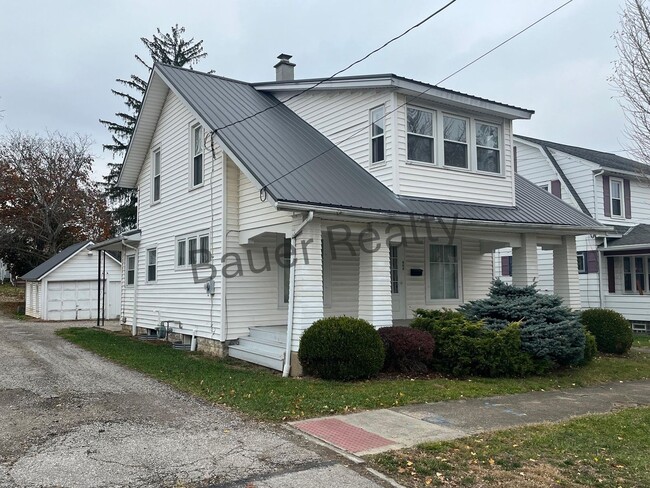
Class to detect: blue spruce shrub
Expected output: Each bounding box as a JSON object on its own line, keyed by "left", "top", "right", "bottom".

{"left": 458, "top": 280, "right": 585, "bottom": 367}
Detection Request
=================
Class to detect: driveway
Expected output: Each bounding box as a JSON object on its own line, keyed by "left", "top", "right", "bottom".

{"left": 0, "top": 315, "right": 385, "bottom": 487}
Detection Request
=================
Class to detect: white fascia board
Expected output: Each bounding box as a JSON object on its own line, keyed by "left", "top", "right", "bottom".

{"left": 37, "top": 242, "right": 95, "bottom": 282}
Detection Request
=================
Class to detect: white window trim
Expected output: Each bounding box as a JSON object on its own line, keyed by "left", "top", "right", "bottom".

{"left": 406, "top": 105, "right": 436, "bottom": 165}
{"left": 622, "top": 255, "right": 648, "bottom": 294}
{"left": 151, "top": 147, "right": 161, "bottom": 204}
{"left": 425, "top": 239, "right": 463, "bottom": 305}
{"left": 190, "top": 123, "right": 205, "bottom": 190}
{"left": 176, "top": 231, "right": 210, "bottom": 270}
{"left": 538, "top": 183, "right": 549, "bottom": 192}
{"left": 369, "top": 105, "right": 386, "bottom": 166}
{"left": 610, "top": 177, "right": 624, "bottom": 219}
{"left": 442, "top": 113, "right": 470, "bottom": 170}
{"left": 474, "top": 119, "right": 503, "bottom": 175}
{"left": 146, "top": 248, "right": 157, "bottom": 284}
{"left": 577, "top": 251, "right": 586, "bottom": 274}
{"left": 126, "top": 254, "right": 135, "bottom": 287}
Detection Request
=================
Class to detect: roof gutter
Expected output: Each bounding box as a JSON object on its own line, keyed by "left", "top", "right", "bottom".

{"left": 275, "top": 201, "right": 611, "bottom": 234}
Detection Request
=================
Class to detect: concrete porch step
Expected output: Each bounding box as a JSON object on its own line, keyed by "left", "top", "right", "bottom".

{"left": 249, "top": 325, "right": 287, "bottom": 344}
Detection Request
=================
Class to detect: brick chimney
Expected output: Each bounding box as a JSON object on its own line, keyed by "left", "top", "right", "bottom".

{"left": 274, "top": 53, "right": 295, "bottom": 81}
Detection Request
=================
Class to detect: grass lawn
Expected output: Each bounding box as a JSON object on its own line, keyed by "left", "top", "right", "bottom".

{"left": 633, "top": 333, "right": 650, "bottom": 348}
{"left": 58, "top": 327, "right": 650, "bottom": 422}
{"left": 368, "top": 407, "right": 650, "bottom": 487}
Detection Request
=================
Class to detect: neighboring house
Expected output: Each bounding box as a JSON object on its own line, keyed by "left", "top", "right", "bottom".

{"left": 93, "top": 56, "right": 606, "bottom": 374}
{"left": 22, "top": 241, "right": 121, "bottom": 321}
{"left": 495, "top": 135, "right": 650, "bottom": 330}
{"left": 0, "top": 259, "right": 8, "bottom": 282}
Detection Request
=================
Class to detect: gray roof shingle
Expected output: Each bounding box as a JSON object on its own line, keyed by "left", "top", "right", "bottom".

{"left": 153, "top": 64, "right": 607, "bottom": 231}
{"left": 607, "top": 224, "right": 650, "bottom": 248}
{"left": 21, "top": 241, "right": 91, "bottom": 281}
{"left": 516, "top": 135, "right": 649, "bottom": 174}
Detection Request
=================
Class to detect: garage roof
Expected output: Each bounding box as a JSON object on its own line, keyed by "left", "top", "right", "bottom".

{"left": 21, "top": 241, "right": 92, "bottom": 281}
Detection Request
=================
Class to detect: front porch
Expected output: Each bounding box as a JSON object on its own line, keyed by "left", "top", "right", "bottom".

{"left": 230, "top": 216, "right": 582, "bottom": 373}
{"left": 603, "top": 248, "right": 650, "bottom": 330}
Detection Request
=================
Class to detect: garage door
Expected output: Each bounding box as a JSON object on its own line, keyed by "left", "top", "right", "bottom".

{"left": 47, "top": 281, "right": 98, "bottom": 321}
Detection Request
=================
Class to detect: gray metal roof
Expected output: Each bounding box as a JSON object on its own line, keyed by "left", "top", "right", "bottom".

{"left": 138, "top": 65, "right": 606, "bottom": 231}
{"left": 21, "top": 241, "right": 91, "bottom": 281}
{"left": 516, "top": 135, "right": 649, "bottom": 174}
{"left": 607, "top": 224, "right": 650, "bottom": 248}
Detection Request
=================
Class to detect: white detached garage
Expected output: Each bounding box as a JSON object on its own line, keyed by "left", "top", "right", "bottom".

{"left": 22, "top": 241, "right": 121, "bottom": 321}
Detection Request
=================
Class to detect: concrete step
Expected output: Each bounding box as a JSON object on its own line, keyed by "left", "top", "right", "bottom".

{"left": 229, "top": 343, "right": 285, "bottom": 371}
{"left": 236, "top": 336, "right": 285, "bottom": 356}
{"left": 249, "top": 326, "right": 287, "bottom": 344}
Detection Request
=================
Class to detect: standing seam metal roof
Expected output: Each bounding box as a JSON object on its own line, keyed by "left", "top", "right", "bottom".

{"left": 151, "top": 64, "right": 606, "bottom": 230}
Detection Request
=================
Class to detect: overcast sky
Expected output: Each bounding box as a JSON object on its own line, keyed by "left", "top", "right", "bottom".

{"left": 0, "top": 0, "right": 631, "bottom": 181}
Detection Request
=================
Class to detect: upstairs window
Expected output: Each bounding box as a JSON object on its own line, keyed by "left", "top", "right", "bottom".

{"left": 610, "top": 178, "right": 623, "bottom": 217}
{"left": 152, "top": 149, "right": 161, "bottom": 203}
{"left": 407, "top": 107, "right": 435, "bottom": 164}
{"left": 370, "top": 106, "right": 385, "bottom": 163}
{"left": 191, "top": 124, "right": 204, "bottom": 187}
{"left": 476, "top": 122, "right": 501, "bottom": 173}
{"left": 177, "top": 232, "right": 210, "bottom": 268}
{"left": 443, "top": 115, "right": 468, "bottom": 169}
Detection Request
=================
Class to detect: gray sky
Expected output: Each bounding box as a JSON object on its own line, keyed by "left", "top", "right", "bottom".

{"left": 0, "top": 0, "right": 631, "bottom": 181}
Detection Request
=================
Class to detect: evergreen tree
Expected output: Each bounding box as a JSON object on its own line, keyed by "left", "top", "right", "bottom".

{"left": 100, "top": 25, "right": 210, "bottom": 232}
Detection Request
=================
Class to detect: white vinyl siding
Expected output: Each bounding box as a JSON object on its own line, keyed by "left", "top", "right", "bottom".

{"left": 239, "top": 172, "right": 292, "bottom": 231}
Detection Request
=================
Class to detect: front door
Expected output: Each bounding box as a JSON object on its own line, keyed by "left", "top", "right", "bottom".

{"left": 390, "top": 245, "right": 406, "bottom": 320}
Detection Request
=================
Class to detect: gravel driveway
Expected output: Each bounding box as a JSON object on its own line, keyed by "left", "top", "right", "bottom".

{"left": 0, "top": 315, "right": 385, "bottom": 487}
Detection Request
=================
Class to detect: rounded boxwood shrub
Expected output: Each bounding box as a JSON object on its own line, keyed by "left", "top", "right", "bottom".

{"left": 377, "top": 326, "right": 435, "bottom": 374}
{"left": 298, "top": 316, "right": 385, "bottom": 381}
{"left": 581, "top": 308, "right": 633, "bottom": 354}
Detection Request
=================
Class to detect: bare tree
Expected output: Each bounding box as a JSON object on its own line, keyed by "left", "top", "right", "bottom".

{"left": 612, "top": 0, "right": 650, "bottom": 170}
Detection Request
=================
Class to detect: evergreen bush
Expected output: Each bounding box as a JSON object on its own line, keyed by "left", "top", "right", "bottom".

{"left": 378, "top": 327, "right": 435, "bottom": 374}
{"left": 581, "top": 308, "right": 633, "bottom": 354}
{"left": 459, "top": 280, "right": 586, "bottom": 366}
{"left": 298, "top": 316, "right": 384, "bottom": 381}
{"left": 581, "top": 331, "right": 598, "bottom": 365}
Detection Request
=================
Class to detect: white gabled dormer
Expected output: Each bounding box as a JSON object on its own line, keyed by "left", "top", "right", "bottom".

{"left": 256, "top": 65, "right": 533, "bottom": 207}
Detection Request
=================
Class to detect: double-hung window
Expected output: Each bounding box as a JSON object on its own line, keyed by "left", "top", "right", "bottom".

{"left": 610, "top": 178, "right": 623, "bottom": 217}
{"left": 407, "top": 106, "right": 435, "bottom": 164}
{"left": 177, "top": 232, "right": 210, "bottom": 268}
{"left": 126, "top": 255, "right": 135, "bottom": 286}
{"left": 443, "top": 115, "right": 468, "bottom": 169}
{"left": 152, "top": 149, "right": 161, "bottom": 203}
{"left": 476, "top": 122, "right": 501, "bottom": 173}
{"left": 146, "top": 249, "right": 157, "bottom": 283}
{"left": 370, "top": 106, "right": 385, "bottom": 163}
{"left": 577, "top": 252, "right": 586, "bottom": 274}
{"left": 429, "top": 244, "right": 459, "bottom": 300}
{"left": 191, "top": 124, "right": 204, "bottom": 187}
{"left": 623, "top": 256, "right": 647, "bottom": 293}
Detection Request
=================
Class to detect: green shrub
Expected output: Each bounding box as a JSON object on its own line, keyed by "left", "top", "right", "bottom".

{"left": 459, "top": 280, "right": 585, "bottom": 367}
{"left": 298, "top": 316, "right": 385, "bottom": 381}
{"left": 412, "top": 311, "right": 542, "bottom": 377}
{"left": 580, "top": 331, "right": 598, "bottom": 365}
{"left": 378, "top": 327, "right": 435, "bottom": 374}
{"left": 581, "top": 308, "right": 633, "bottom": 355}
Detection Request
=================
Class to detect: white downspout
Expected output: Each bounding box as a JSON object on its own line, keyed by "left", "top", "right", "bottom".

{"left": 123, "top": 241, "right": 139, "bottom": 336}
{"left": 282, "top": 211, "right": 314, "bottom": 378}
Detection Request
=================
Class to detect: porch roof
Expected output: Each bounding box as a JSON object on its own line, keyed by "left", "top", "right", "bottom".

{"left": 605, "top": 224, "right": 650, "bottom": 251}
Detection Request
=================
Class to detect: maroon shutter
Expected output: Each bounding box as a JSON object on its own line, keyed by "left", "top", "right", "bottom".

{"left": 603, "top": 175, "right": 611, "bottom": 217}
{"left": 607, "top": 257, "right": 615, "bottom": 293}
{"left": 501, "top": 256, "right": 511, "bottom": 276}
{"left": 586, "top": 250, "right": 599, "bottom": 273}
{"left": 624, "top": 179, "right": 632, "bottom": 219}
{"left": 550, "top": 179, "right": 562, "bottom": 198}
{"left": 513, "top": 146, "right": 518, "bottom": 173}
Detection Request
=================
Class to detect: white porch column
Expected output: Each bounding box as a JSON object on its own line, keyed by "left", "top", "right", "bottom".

{"left": 358, "top": 225, "right": 393, "bottom": 327}
{"left": 553, "top": 235, "right": 581, "bottom": 309}
{"left": 512, "top": 234, "right": 538, "bottom": 286}
{"left": 290, "top": 217, "right": 323, "bottom": 358}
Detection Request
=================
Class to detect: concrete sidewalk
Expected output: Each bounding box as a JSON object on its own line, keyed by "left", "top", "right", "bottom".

{"left": 291, "top": 380, "right": 650, "bottom": 456}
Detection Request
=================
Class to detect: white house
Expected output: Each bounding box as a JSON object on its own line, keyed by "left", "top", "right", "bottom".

{"left": 22, "top": 241, "right": 121, "bottom": 321}
{"left": 0, "top": 259, "right": 8, "bottom": 282}
{"left": 93, "top": 56, "right": 607, "bottom": 375}
{"left": 495, "top": 135, "right": 650, "bottom": 331}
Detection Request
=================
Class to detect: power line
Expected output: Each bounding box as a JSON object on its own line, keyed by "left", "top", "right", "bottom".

{"left": 261, "top": 0, "right": 574, "bottom": 195}
{"left": 211, "top": 0, "right": 457, "bottom": 135}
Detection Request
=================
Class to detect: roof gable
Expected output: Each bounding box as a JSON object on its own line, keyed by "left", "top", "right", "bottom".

{"left": 21, "top": 241, "right": 92, "bottom": 281}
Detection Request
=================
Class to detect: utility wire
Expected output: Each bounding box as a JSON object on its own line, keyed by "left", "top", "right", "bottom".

{"left": 260, "top": 0, "right": 574, "bottom": 195}
{"left": 211, "top": 0, "right": 457, "bottom": 135}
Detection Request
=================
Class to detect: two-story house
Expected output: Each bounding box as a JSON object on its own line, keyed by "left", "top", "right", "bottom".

{"left": 93, "top": 56, "right": 606, "bottom": 375}
{"left": 495, "top": 135, "right": 650, "bottom": 331}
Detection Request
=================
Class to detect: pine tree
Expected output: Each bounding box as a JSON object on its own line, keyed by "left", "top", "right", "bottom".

{"left": 100, "top": 25, "right": 210, "bottom": 232}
